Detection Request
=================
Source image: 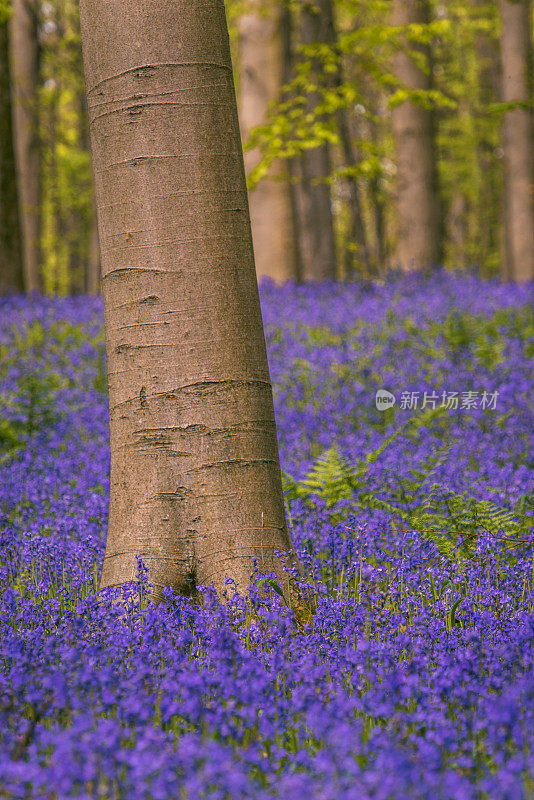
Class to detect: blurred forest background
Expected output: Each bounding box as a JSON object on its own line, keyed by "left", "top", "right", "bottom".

{"left": 0, "top": 0, "right": 533, "bottom": 294}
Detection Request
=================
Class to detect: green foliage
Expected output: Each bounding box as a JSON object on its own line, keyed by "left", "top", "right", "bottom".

{"left": 17, "top": 371, "right": 66, "bottom": 438}
{"left": 0, "top": 319, "right": 105, "bottom": 464}
{"left": 40, "top": 0, "right": 94, "bottom": 294}
{"left": 0, "top": 418, "right": 22, "bottom": 466}
{"left": 15, "top": 0, "right": 516, "bottom": 289}
{"left": 284, "top": 423, "right": 407, "bottom": 508}
{"left": 432, "top": 0, "right": 502, "bottom": 274}
{"left": 283, "top": 426, "right": 532, "bottom": 565}
{"left": 432, "top": 310, "right": 504, "bottom": 368}
{"left": 429, "top": 305, "right": 534, "bottom": 370}
{"left": 0, "top": 0, "right": 11, "bottom": 24}
{"left": 404, "top": 484, "right": 528, "bottom": 561}
{"left": 239, "top": 0, "right": 509, "bottom": 277}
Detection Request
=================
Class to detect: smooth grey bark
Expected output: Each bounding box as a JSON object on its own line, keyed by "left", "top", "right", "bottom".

{"left": 238, "top": 0, "right": 298, "bottom": 283}
{"left": 0, "top": 13, "right": 23, "bottom": 293}
{"left": 85, "top": 202, "right": 100, "bottom": 294}
{"left": 499, "top": 0, "right": 534, "bottom": 282}
{"left": 79, "top": 91, "right": 100, "bottom": 295}
{"left": 391, "top": 0, "right": 440, "bottom": 271}
{"left": 79, "top": 0, "right": 298, "bottom": 601}
{"left": 10, "top": 0, "right": 41, "bottom": 292}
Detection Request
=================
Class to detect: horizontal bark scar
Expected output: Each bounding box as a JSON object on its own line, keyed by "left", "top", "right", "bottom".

{"left": 153, "top": 491, "right": 189, "bottom": 501}
{"left": 85, "top": 61, "right": 233, "bottom": 95}
{"left": 104, "top": 267, "right": 167, "bottom": 278}
{"left": 166, "top": 379, "right": 272, "bottom": 398}
{"left": 151, "top": 487, "right": 193, "bottom": 501}
{"left": 193, "top": 458, "right": 278, "bottom": 470}
{"left": 132, "top": 431, "right": 191, "bottom": 450}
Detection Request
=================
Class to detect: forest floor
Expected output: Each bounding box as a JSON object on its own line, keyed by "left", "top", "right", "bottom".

{"left": 1, "top": 270, "right": 533, "bottom": 799}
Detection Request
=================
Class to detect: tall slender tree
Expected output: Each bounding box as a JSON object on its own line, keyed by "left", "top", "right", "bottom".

{"left": 391, "top": 0, "right": 440, "bottom": 271}
{"left": 10, "top": 0, "right": 41, "bottom": 292}
{"left": 313, "top": 0, "right": 371, "bottom": 277}
{"left": 238, "top": 0, "right": 298, "bottom": 283}
{"left": 0, "top": 5, "right": 23, "bottom": 293}
{"left": 499, "top": 0, "right": 534, "bottom": 282}
{"left": 297, "top": 0, "right": 337, "bottom": 281}
{"left": 79, "top": 0, "right": 298, "bottom": 601}
{"left": 281, "top": 5, "right": 304, "bottom": 283}
{"left": 473, "top": 0, "right": 502, "bottom": 277}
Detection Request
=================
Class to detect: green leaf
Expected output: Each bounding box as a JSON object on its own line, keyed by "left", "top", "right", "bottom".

{"left": 449, "top": 597, "right": 463, "bottom": 629}
{"left": 256, "top": 578, "right": 288, "bottom": 604}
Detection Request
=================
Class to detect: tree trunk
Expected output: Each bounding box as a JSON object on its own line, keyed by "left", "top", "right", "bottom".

{"left": 79, "top": 0, "right": 298, "bottom": 601}
{"left": 281, "top": 5, "right": 304, "bottom": 283}
{"left": 238, "top": 0, "right": 297, "bottom": 283}
{"left": 391, "top": 0, "right": 440, "bottom": 271}
{"left": 473, "top": 0, "right": 502, "bottom": 278}
{"left": 446, "top": 191, "right": 468, "bottom": 268}
{"left": 10, "top": 0, "right": 41, "bottom": 293}
{"left": 370, "top": 170, "right": 386, "bottom": 273}
{"left": 499, "top": 0, "right": 534, "bottom": 283}
{"left": 0, "top": 13, "right": 23, "bottom": 293}
{"left": 298, "top": 0, "right": 337, "bottom": 281}
{"left": 85, "top": 201, "right": 100, "bottom": 294}
{"left": 317, "top": 0, "right": 371, "bottom": 276}
{"left": 79, "top": 89, "right": 100, "bottom": 295}
{"left": 337, "top": 109, "right": 372, "bottom": 277}
{"left": 367, "top": 90, "right": 388, "bottom": 274}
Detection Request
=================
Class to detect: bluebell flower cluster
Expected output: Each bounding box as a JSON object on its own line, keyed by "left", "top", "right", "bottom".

{"left": 0, "top": 270, "right": 533, "bottom": 799}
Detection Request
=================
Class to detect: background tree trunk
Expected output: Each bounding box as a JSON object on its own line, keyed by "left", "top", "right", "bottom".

{"left": 280, "top": 5, "right": 304, "bottom": 283}
{"left": 366, "top": 89, "right": 388, "bottom": 274}
{"left": 238, "top": 0, "right": 297, "bottom": 283}
{"left": 391, "top": 0, "right": 440, "bottom": 271}
{"left": 297, "top": 0, "right": 337, "bottom": 281}
{"left": 499, "top": 0, "right": 534, "bottom": 283}
{"left": 473, "top": 0, "right": 503, "bottom": 279}
{"left": 79, "top": 0, "right": 297, "bottom": 601}
{"left": 320, "top": 0, "right": 371, "bottom": 277}
{"left": 10, "top": 0, "right": 41, "bottom": 292}
{"left": 0, "top": 12, "right": 23, "bottom": 293}
{"left": 337, "top": 108, "right": 371, "bottom": 277}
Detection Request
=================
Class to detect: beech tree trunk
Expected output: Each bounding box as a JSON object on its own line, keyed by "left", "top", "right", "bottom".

{"left": 391, "top": 0, "right": 440, "bottom": 271}
{"left": 368, "top": 90, "right": 388, "bottom": 274}
{"left": 79, "top": 0, "right": 297, "bottom": 600}
{"left": 10, "top": 0, "right": 41, "bottom": 293}
{"left": 318, "top": 0, "right": 370, "bottom": 276}
{"left": 238, "top": 0, "right": 297, "bottom": 283}
{"left": 337, "top": 108, "right": 372, "bottom": 277}
{"left": 80, "top": 92, "right": 101, "bottom": 295}
{"left": 473, "top": 0, "right": 502, "bottom": 278}
{"left": 0, "top": 13, "right": 23, "bottom": 293}
{"left": 85, "top": 203, "right": 100, "bottom": 294}
{"left": 281, "top": 5, "right": 304, "bottom": 283}
{"left": 298, "top": 0, "right": 337, "bottom": 281}
{"left": 499, "top": 0, "right": 534, "bottom": 283}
